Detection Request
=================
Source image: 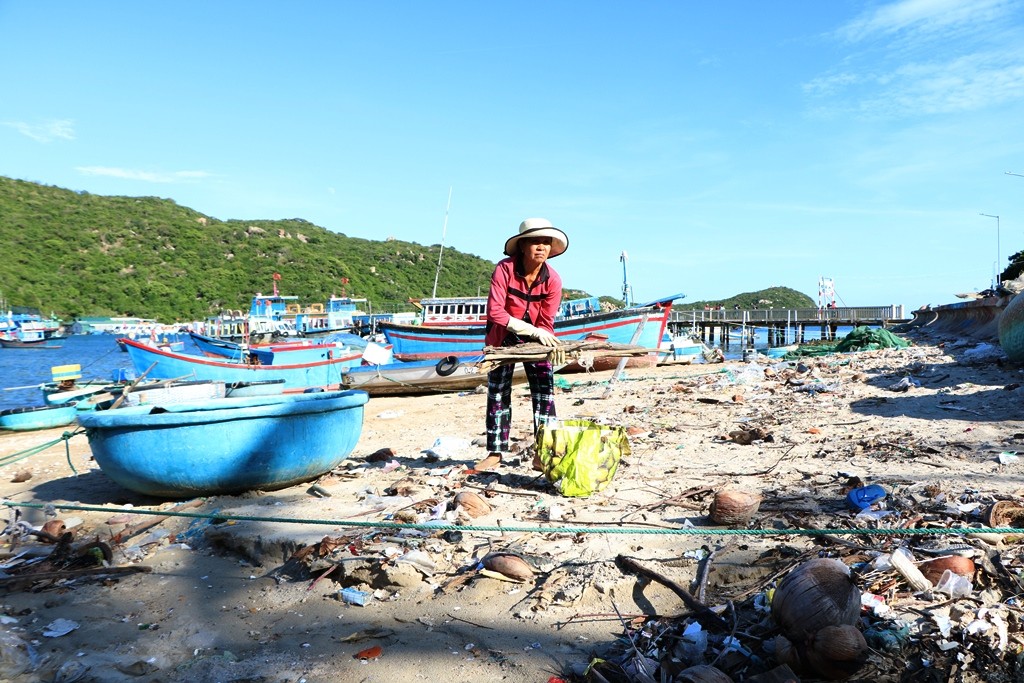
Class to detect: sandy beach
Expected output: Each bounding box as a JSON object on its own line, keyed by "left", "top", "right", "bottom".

{"left": 3, "top": 330, "right": 1024, "bottom": 683}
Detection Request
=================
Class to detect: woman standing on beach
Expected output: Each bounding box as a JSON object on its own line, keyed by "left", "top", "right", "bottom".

{"left": 474, "top": 218, "right": 568, "bottom": 471}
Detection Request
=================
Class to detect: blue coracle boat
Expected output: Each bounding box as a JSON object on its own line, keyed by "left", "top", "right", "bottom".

{"left": 76, "top": 390, "right": 369, "bottom": 498}
{"left": 0, "top": 404, "right": 78, "bottom": 431}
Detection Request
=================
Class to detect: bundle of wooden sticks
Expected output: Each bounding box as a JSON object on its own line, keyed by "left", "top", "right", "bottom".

{"left": 475, "top": 340, "right": 659, "bottom": 373}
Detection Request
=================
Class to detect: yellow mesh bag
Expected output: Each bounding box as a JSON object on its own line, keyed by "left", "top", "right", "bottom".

{"left": 536, "top": 419, "right": 629, "bottom": 497}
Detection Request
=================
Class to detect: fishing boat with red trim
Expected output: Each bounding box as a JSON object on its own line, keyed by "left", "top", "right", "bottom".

{"left": 119, "top": 337, "right": 364, "bottom": 391}
{"left": 378, "top": 294, "right": 682, "bottom": 364}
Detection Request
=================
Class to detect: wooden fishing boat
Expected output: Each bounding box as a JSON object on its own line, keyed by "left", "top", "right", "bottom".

{"left": 76, "top": 389, "right": 369, "bottom": 497}
{"left": 0, "top": 331, "right": 65, "bottom": 349}
{"left": 119, "top": 338, "right": 362, "bottom": 391}
{"left": 342, "top": 354, "right": 566, "bottom": 396}
{"left": 188, "top": 331, "right": 367, "bottom": 363}
{"left": 0, "top": 404, "right": 78, "bottom": 431}
{"left": 379, "top": 294, "right": 680, "bottom": 362}
{"left": 342, "top": 356, "right": 489, "bottom": 396}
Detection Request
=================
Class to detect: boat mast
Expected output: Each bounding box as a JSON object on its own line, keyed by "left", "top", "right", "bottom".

{"left": 620, "top": 251, "right": 632, "bottom": 307}
{"left": 431, "top": 186, "right": 453, "bottom": 299}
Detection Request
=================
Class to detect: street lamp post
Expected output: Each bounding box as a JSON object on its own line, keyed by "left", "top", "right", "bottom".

{"left": 981, "top": 213, "right": 1001, "bottom": 286}
{"left": 1007, "top": 171, "right": 1024, "bottom": 179}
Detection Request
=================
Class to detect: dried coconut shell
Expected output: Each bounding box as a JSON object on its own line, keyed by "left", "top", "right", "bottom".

{"left": 771, "top": 558, "right": 860, "bottom": 642}
{"left": 743, "top": 664, "right": 800, "bottom": 683}
{"left": 987, "top": 499, "right": 1024, "bottom": 528}
{"left": 453, "top": 491, "right": 491, "bottom": 517}
{"left": 709, "top": 488, "right": 761, "bottom": 526}
{"left": 919, "top": 555, "right": 975, "bottom": 584}
{"left": 804, "top": 624, "right": 869, "bottom": 680}
{"left": 40, "top": 520, "right": 67, "bottom": 539}
{"left": 481, "top": 553, "right": 534, "bottom": 582}
{"left": 677, "top": 664, "right": 734, "bottom": 682}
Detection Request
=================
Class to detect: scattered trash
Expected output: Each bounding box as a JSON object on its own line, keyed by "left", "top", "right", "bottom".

{"left": 422, "top": 436, "right": 471, "bottom": 460}
{"left": 998, "top": 452, "right": 1019, "bottom": 465}
{"left": 887, "top": 376, "right": 921, "bottom": 392}
{"left": 0, "top": 627, "right": 39, "bottom": 677}
{"left": 340, "top": 588, "right": 371, "bottom": 606}
{"left": 42, "top": 618, "right": 80, "bottom": 637}
{"left": 846, "top": 484, "right": 887, "bottom": 511}
{"left": 353, "top": 645, "right": 383, "bottom": 660}
{"left": 962, "top": 342, "right": 1006, "bottom": 363}
{"left": 365, "top": 447, "right": 395, "bottom": 462}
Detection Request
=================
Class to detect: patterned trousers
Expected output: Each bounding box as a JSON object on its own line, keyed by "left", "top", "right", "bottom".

{"left": 485, "top": 360, "right": 557, "bottom": 454}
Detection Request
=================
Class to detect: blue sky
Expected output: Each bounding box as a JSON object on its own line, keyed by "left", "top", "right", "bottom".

{"left": 3, "top": 1, "right": 1024, "bottom": 310}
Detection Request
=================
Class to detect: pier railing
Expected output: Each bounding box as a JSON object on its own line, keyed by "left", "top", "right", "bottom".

{"left": 670, "top": 305, "right": 907, "bottom": 327}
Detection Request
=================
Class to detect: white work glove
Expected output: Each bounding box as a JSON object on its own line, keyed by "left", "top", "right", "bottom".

{"left": 549, "top": 345, "right": 566, "bottom": 367}
{"left": 506, "top": 317, "right": 560, "bottom": 347}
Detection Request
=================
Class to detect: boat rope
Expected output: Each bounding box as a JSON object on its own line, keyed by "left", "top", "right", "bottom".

{"left": 0, "top": 499, "right": 1016, "bottom": 538}
{"left": 0, "top": 428, "right": 85, "bottom": 474}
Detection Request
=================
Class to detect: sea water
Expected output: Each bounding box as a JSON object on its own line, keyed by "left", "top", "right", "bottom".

{"left": 710, "top": 324, "right": 874, "bottom": 361}
{"left": 0, "top": 333, "right": 194, "bottom": 412}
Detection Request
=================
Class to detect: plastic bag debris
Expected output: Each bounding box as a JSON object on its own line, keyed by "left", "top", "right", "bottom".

{"left": 422, "top": 436, "right": 470, "bottom": 460}
{"left": 42, "top": 618, "right": 80, "bottom": 637}
{"left": 0, "top": 627, "right": 39, "bottom": 676}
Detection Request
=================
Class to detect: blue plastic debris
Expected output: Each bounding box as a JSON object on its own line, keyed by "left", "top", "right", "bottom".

{"left": 846, "top": 484, "right": 887, "bottom": 511}
{"left": 340, "top": 588, "right": 370, "bottom": 606}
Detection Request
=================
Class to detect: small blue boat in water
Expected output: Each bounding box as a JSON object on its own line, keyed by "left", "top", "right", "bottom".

{"left": 76, "top": 389, "right": 369, "bottom": 498}
{"left": 0, "top": 404, "right": 78, "bottom": 431}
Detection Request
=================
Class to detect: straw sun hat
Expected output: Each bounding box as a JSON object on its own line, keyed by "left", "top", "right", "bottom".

{"left": 503, "top": 218, "right": 569, "bottom": 258}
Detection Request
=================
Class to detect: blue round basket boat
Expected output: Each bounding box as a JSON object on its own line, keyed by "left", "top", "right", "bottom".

{"left": 0, "top": 404, "right": 78, "bottom": 431}
{"left": 76, "top": 390, "right": 368, "bottom": 498}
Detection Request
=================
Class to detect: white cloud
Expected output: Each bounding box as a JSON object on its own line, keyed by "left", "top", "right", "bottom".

{"left": 75, "top": 166, "right": 212, "bottom": 183}
{"left": 805, "top": 0, "right": 1024, "bottom": 119}
{"left": 837, "top": 0, "right": 1012, "bottom": 43}
{"left": 2, "top": 119, "right": 76, "bottom": 142}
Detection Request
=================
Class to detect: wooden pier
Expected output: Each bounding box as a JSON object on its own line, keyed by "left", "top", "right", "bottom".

{"left": 669, "top": 305, "right": 910, "bottom": 347}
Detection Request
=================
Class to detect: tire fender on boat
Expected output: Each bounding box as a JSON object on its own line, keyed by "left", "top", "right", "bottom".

{"left": 435, "top": 356, "right": 460, "bottom": 377}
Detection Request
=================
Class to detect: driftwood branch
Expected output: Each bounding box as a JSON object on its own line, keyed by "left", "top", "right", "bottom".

{"left": 111, "top": 498, "right": 206, "bottom": 544}
{"left": 615, "top": 554, "right": 728, "bottom": 631}
{"left": 0, "top": 565, "right": 152, "bottom": 590}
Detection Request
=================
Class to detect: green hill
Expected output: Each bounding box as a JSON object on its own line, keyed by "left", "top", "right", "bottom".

{"left": 678, "top": 286, "right": 816, "bottom": 310}
{"left": 1, "top": 176, "right": 813, "bottom": 322}
{"left": 0, "top": 177, "right": 501, "bottom": 322}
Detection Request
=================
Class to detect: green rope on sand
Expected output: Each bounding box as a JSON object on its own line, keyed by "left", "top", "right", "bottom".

{"left": 0, "top": 428, "right": 85, "bottom": 470}
{"left": 1, "top": 499, "right": 1016, "bottom": 538}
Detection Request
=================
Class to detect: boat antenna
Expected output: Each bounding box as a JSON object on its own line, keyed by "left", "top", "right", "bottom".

{"left": 620, "top": 251, "right": 632, "bottom": 307}
{"left": 431, "top": 187, "right": 453, "bottom": 299}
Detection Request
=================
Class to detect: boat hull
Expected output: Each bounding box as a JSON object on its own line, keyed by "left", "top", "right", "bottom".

{"left": 225, "top": 379, "right": 287, "bottom": 397}
{"left": 77, "top": 390, "right": 369, "bottom": 497}
{"left": 120, "top": 338, "right": 361, "bottom": 391}
{"left": 380, "top": 303, "right": 671, "bottom": 361}
{"left": 0, "top": 337, "right": 65, "bottom": 349}
{"left": 342, "top": 356, "right": 497, "bottom": 396}
{"left": 0, "top": 404, "right": 78, "bottom": 431}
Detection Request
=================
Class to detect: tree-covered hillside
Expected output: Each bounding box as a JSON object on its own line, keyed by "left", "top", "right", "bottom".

{"left": 1, "top": 176, "right": 820, "bottom": 322}
{"left": 1, "top": 177, "right": 500, "bottom": 321}
{"left": 678, "top": 286, "right": 816, "bottom": 310}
